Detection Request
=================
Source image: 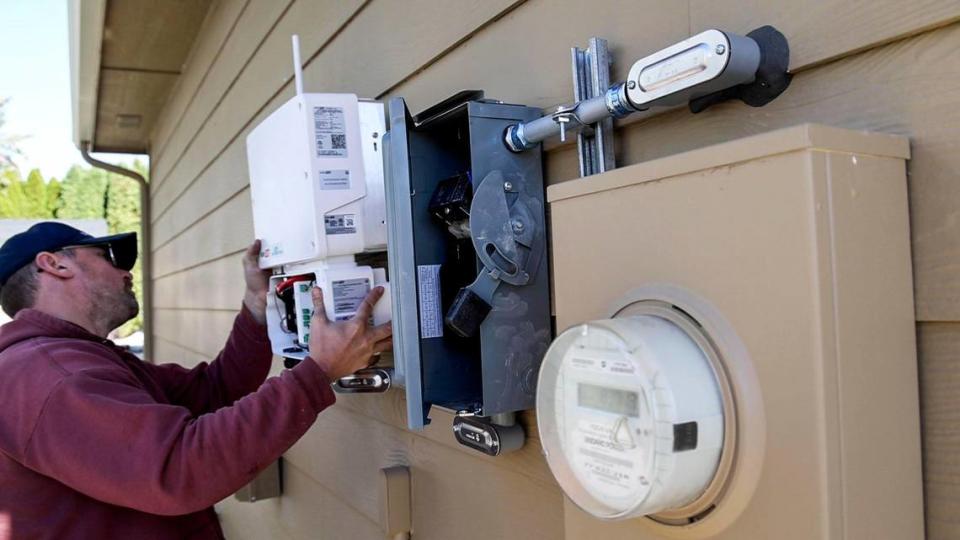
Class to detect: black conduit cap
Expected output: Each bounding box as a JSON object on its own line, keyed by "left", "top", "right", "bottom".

{"left": 689, "top": 25, "right": 792, "bottom": 114}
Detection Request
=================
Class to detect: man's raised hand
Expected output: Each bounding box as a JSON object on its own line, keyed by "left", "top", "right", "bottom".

{"left": 241, "top": 240, "right": 271, "bottom": 325}
{"left": 307, "top": 285, "right": 392, "bottom": 380}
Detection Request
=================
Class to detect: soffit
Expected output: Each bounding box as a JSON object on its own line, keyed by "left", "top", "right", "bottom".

{"left": 90, "top": 0, "right": 213, "bottom": 153}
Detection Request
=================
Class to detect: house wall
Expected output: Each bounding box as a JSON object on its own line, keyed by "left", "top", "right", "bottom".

{"left": 146, "top": 1, "right": 960, "bottom": 538}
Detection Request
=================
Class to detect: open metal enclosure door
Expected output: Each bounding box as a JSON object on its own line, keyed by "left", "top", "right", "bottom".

{"left": 384, "top": 97, "right": 427, "bottom": 429}
{"left": 384, "top": 96, "right": 550, "bottom": 430}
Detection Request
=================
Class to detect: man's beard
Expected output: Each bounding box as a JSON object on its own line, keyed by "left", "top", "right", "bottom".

{"left": 87, "top": 283, "right": 140, "bottom": 332}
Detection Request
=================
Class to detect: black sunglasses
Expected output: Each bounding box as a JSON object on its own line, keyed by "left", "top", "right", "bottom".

{"left": 61, "top": 244, "right": 120, "bottom": 268}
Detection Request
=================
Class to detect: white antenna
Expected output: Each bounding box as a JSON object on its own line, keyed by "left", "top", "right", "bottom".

{"left": 291, "top": 34, "right": 304, "bottom": 97}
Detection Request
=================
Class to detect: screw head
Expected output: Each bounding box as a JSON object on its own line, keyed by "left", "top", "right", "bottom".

{"left": 715, "top": 44, "right": 726, "bottom": 55}
{"left": 627, "top": 80, "right": 637, "bottom": 90}
{"left": 503, "top": 181, "right": 513, "bottom": 191}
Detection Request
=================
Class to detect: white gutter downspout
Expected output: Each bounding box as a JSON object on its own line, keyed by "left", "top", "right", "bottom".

{"left": 79, "top": 142, "right": 153, "bottom": 363}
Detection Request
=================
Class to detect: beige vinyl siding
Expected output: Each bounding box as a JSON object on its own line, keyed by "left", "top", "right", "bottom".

{"left": 918, "top": 323, "right": 960, "bottom": 537}
{"left": 147, "top": 1, "right": 960, "bottom": 538}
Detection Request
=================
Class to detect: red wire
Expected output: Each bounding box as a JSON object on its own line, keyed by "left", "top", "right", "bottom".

{"left": 274, "top": 274, "right": 313, "bottom": 295}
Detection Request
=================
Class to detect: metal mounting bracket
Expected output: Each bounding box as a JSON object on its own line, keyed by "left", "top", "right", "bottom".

{"left": 572, "top": 37, "right": 616, "bottom": 177}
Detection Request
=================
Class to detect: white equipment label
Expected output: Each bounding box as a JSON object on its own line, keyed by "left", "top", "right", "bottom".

{"left": 332, "top": 278, "right": 369, "bottom": 321}
{"left": 324, "top": 213, "right": 357, "bottom": 235}
{"left": 417, "top": 264, "right": 443, "bottom": 339}
{"left": 318, "top": 169, "right": 351, "bottom": 190}
{"left": 313, "top": 106, "right": 348, "bottom": 157}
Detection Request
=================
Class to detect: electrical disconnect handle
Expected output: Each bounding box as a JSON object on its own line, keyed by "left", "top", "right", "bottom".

{"left": 444, "top": 169, "right": 544, "bottom": 337}
{"left": 445, "top": 274, "right": 496, "bottom": 338}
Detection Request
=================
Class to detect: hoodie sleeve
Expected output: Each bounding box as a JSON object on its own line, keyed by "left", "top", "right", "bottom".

{"left": 143, "top": 305, "right": 275, "bottom": 415}
{"left": 20, "top": 353, "right": 335, "bottom": 516}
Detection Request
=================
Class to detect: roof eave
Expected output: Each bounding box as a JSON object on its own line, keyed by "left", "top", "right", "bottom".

{"left": 69, "top": 0, "right": 107, "bottom": 151}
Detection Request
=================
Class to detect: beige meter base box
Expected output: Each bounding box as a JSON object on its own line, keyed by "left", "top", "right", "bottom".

{"left": 547, "top": 124, "right": 923, "bottom": 540}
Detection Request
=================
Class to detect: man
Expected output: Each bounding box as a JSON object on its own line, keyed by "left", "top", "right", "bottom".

{"left": 0, "top": 222, "right": 391, "bottom": 539}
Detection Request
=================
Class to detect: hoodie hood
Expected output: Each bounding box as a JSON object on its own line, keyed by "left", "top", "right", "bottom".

{"left": 0, "top": 309, "right": 106, "bottom": 354}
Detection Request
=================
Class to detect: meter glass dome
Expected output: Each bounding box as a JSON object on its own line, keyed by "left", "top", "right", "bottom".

{"left": 537, "top": 315, "right": 726, "bottom": 520}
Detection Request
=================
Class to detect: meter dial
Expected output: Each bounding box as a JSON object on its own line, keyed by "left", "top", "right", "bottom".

{"left": 537, "top": 314, "right": 728, "bottom": 520}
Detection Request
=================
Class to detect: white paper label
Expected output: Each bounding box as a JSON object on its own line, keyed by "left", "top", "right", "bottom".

{"left": 332, "top": 278, "right": 369, "bottom": 321}
{"left": 417, "top": 265, "right": 443, "bottom": 339}
{"left": 313, "top": 106, "right": 348, "bottom": 157}
{"left": 318, "top": 169, "right": 350, "bottom": 191}
{"left": 324, "top": 213, "right": 356, "bottom": 235}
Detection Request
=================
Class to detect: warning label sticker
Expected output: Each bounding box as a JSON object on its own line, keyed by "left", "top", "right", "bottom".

{"left": 332, "top": 278, "right": 369, "bottom": 321}
{"left": 324, "top": 213, "right": 357, "bottom": 235}
{"left": 313, "top": 106, "right": 348, "bottom": 157}
{"left": 417, "top": 265, "right": 443, "bottom": 339}
{"left": 318, "top": 169, "right": 350, "bottom": 191}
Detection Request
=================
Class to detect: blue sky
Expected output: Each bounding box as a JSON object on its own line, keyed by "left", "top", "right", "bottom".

{"left": 0, "top": 0, "right": 142, "bottom": 180}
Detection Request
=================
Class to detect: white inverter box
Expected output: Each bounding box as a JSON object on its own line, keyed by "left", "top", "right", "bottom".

{"left": 246, "top": 92, "right": 386, "bottom": 269}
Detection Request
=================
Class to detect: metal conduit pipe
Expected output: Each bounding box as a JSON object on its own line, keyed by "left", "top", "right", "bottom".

{"left": 505, "top": 27, "right": 791, "bottom": 153}
{"left": 80, "top": 141, "right": 153, "bottom": 362}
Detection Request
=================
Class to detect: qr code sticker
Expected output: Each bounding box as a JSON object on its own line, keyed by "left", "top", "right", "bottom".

{"left": 313, "top": 106, "right": 348, "bottom": 157}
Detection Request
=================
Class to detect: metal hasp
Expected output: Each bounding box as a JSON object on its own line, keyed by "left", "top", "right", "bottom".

{"left": 333, "top": 367, "right": 393, "bottom": 393}
{"left": 453, "top": 415, "right": 525, "bottom": 456}
{"left": 572, "top": 38, "right": 616, "bottom": 177}
{"left": 505, "top": 26, "right": 791, "bottom": 152}
{"left": 384, "top": 92, "right": 550, "bottom": 445}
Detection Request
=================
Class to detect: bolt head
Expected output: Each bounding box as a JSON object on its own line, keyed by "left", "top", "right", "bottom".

{"left": 716, "top": 44, "right": 726, "bottom": 55}
{"left": 627, "top": 80, "right": 637, "bottom": 90}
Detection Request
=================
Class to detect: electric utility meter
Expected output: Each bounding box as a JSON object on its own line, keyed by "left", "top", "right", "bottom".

{"left": 537, "top": 313, "right": 729, "bottom": 520}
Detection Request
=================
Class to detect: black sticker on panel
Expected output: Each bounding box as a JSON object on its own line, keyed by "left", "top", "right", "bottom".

{"left": 673, "top": 421, "right": 698, "bottom": 452}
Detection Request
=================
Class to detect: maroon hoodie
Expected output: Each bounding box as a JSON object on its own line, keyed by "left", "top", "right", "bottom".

{"left": 0, "top": 306, "right": 335, "bottom": 539}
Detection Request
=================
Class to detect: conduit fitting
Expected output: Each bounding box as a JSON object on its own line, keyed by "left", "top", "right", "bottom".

{"left": 505, "top": 26, "right": 791, "bottom": 153}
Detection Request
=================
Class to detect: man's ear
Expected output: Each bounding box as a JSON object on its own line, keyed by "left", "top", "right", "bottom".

{"left": 34, "top": 252, "right": 76, "bottom": 279}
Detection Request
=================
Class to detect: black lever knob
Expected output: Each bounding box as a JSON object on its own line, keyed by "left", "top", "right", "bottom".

{"left": 445, "top": 287, "right": 492, "bottom": 338}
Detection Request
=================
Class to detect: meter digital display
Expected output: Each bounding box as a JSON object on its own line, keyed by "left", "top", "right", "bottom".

{"left": 537, "top": 314, "right": 729, "bottom": 520}
{"left": 577, "top": 383, "right": 639, "bottom": 417}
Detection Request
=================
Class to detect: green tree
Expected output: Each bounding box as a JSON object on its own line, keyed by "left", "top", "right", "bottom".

{"left": 0, "top": 168, "right": 22, "bottom": 216}
{"left": 23, "top": 169, "right": 48, "bottom": 217}
{"left": 0, "top": 169, "right": 64, "bottom": 219}
{"left": 46, "top": 177, "right": 61, "bottom": 217}
{"left": 0, "top": 171, "right": 30, "bottom": 218}
{"left": 58, "top": 165, "right": 108, "bottom": 219}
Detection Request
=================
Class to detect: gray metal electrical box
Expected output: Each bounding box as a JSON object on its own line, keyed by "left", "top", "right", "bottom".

{"left": 384, "top": 93, "right": 551, "bottom": 430}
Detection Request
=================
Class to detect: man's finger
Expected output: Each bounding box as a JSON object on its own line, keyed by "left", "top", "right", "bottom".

{"left": 311, "top": 287, "right": 330, "bottom": 324}
{"left": 368, "top": 321, "right": 392, "bottom": 343}
{"left": 354, "top": 286, "right": 384, "bottom": 322}
{"left": 372, "top": 336, "right": 393, "bottom": 354}
{"left": 245, "top": 239, "right": 261, "bottom": 260}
